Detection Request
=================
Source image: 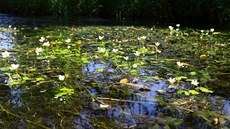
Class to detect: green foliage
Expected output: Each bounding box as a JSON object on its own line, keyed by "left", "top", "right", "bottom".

{"left": 198, "top": 87, "right": 213, "bottom": 93}
{"left": 54, "top": 87, "right": 74, "bottom": 98}
{"left": 0, "top": 0, "right": 229, "bottom": 23}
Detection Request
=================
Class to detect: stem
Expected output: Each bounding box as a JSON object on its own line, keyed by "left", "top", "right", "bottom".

{"left": 0, "top": 104, "right": 50, "bottom": 129}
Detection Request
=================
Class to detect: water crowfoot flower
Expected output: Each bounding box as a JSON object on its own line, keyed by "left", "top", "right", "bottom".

{"left": 155, "top": 42, "right": 160, "bottom": 47}
{"left": 137, "top": 36, "right": 146, "bottom": 41}
{"left": 35, "top": 47, "right": 43, "bottom": 55}
{"left": 124, "top": 56, "right": 129, "bottom": 61}
{"left": 42, "top": 41, "right": 50, "bottom": 47}
{"left": 11, "top": 64, "right": 19, "bottom": 70}
{"left": 191, "top": 79, "right": 199, "bottom": 86}
{"left": 132, "top": 64, "right": 137, "bottom": 68}
{"left": 176, "top": 24, "right": 180, "bottom": 27}
{"left": 39, "top": 37, "right": 45, "bottom": 42}
{"left": 112, "top": 48, "right": 118, "bottom": 53}
{"left": 168, "top": 77, "right": 176, "bottom": 84}
{"left": 176, "top": 61, "right": 184, "bottom": 67}
{"left": 98, "top": 47, "right": 106, "bottom": 53}
{"left": 169, "top": 26, "right": 174, "bottom": 30}
{"left": 65, "top": 38, "right": 71, "bottom": 43}
{"left": 210, "top": 28, "right": 214, "bottom": 32}
{"left": 58, "top": 75, "right": 65, "bottom": 81}
{"left": 2, "top": 51, "right": 9, "bottom": 58}
{"left": 98, "top": 36, "right": 104, "bottom": 40}
{"left": 134, "top": 51, "right": 140, "bottom": 56}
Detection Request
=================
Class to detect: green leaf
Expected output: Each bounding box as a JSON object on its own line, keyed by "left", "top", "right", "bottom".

{"left": 8, "top": 80, "right": 22, "bottom": 86}
{"left": 1, "top": 67, "right": 11, "bottom": 71}
{"left": 176, "top": 76, "right": 187, "bottom": 81}
{"left": 55, "top": 87, "right": 74, "bottom": 98}
{"left": 188, "top": 90, "right": 199, "bottom": 95}
{"left": 81, "top": 58, "right": 90, "bottom": 64}
{"left": 97, "top": 68, "right": 104, "bottom": 72}
{"left": 198, "top": 87, "right": 213, "bottom": 93}
{"left": 177, "top": 90, "right": 189, "bottom": 95}
{"left": 143, "top": 76, "right": 159, "bottom": 80}
{"left": 190, "top": 71, "right": 197, "bottom": 76}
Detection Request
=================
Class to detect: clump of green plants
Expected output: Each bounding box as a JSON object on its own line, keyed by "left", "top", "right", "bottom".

{"left": 0, "top": 25, "right": 229, "bottom": 128}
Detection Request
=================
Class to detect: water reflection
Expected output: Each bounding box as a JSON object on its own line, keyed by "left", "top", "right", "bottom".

{"left": 0, "top": 31, "right": 15, "bottom": 50}
{"left": 82, "top": 61, "right": 230, "bottom": 128}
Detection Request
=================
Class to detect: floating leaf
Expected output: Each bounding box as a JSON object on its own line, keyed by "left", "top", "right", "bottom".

{"left": 190, "top": 72, "right": 197, "bottom": 76}
{"left": 176, "top": 76, "right": 187, "bottom": 81}
{"left": 81, "top": 58, "right": 90, "bottom": 64}
{"left": 97, "top": 68, "right": 104, "bottom": 72}
{"left": 8, "top": 80, "right": 22, "bottom": 86}
{"left": 188, "top": 90, "right": 199, "bottom": 95}
{"left": 177, "top": 90, "right": 189, "bottom": 95}
{"left": 143, "top": 76, "right": 159, "bottom": 80}
{"left": 198, "top": 87, "right": 213, "bottom": 93}
{"left": 54, "top": 87, "right": 74, "bottom": 98}
{"left": 1, "top": 67, "right": 11, "bottom": 72}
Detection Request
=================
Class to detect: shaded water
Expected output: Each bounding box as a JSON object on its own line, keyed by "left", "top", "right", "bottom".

{"left": 0, "top": 14, "right": 229, "bottom": 129}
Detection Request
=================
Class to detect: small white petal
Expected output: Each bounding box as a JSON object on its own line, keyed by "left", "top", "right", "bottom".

{"left": 58, "top": 75, "right": 65, "bottom": 81}
{"left": 2, "top": 51, "right": 10, "bottom": 58}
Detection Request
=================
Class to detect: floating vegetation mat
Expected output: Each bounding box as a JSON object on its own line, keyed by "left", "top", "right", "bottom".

{"left": 0, "top": 25, "right": 229, "bottom": 128}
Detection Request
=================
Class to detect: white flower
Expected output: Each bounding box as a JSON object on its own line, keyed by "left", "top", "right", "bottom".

{"left": 176, "top": 24, "right": 180, "bottom": 27}
{"left": 133, "top": 64, "right": 137, "bottom": 68}
{"left": 210, "top": 28, "right": 214, "bottom": 32}
{"left": 112, "top": 48, "right": 118, "bottom": 53}
{"left": 39, "top": 37, "right": 45, "bottom": 42}
{"left": 65, "top": 38, "right": 71, "bottom": 43}
{"left": 155, "top": 42, "right": 160, "bottom": 47}
{"left": 191, "top": 79, "right": 199, "bottom": 86}
{"left": 176, "top": 61, "right": 184, "bottom": 67}
{"left": 35, "top": 47, "right": 43, "bottom": 55}
{"left": 169, "top": 26, "right": 174, "bottom": 30}
{"left": 168, "top": 77, "right": 176, "bottom": 84}
{"left": 124, "top": 56, "right": 129, "bottom": 61}
{"left": 42, "top": 41, "right": 50, "bottom": 47}
{"left": 134, "top": 51, "right": 140, "bottom": 56}
{"left": 14, "top": 27, "right": 16, "bottom": 30}
{"left": 201, "top": 30, "right": 204, "bottom": 33}
{"left": 2, "top": 51, "right": 9, "bottom": 58}
{"left": 98, "top": 47, "right": 106, "bottom": 53}
{"left": 58, "top": 75, "right": 65, "bottom": 81}
{"left": 137, "top": 36, "right": 146, "bottom": 41}
{"left": 8, "top": 25, "right": 12, "bottom": 28}
{"left": 11, "top": 64, "right": 19, "bottom": 70}
{"left": 98, "top": 36, "right": 104, "bottom": 40}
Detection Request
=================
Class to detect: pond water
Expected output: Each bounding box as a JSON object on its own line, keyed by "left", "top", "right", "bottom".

{"left": 0, "top": 14, "right": 230, "bottom": 129}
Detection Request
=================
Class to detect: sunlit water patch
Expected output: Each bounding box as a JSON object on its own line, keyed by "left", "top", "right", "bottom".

{"left": 0, "top": 31, "right": 15, "bottom": 50}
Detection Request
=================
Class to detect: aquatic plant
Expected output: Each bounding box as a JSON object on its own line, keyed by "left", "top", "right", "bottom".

{"left": 0, "top": 25, "right": 229, "bottom": 128}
